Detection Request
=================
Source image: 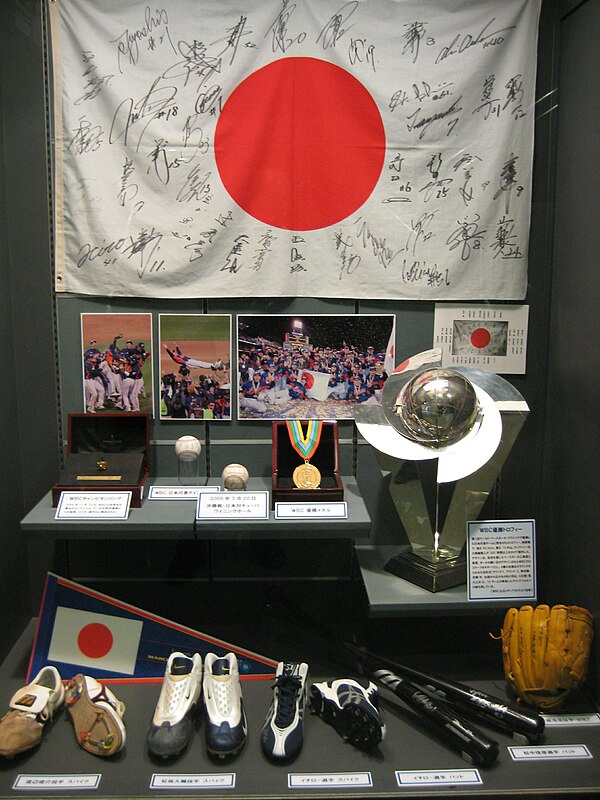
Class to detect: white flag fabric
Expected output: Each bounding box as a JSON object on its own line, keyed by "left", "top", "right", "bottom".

{"left": 50, "top": 0, "right": 540, "bottom": 300}
{"left": 384, "top": 330, "right": 395, "bottom": 376}
{"left": 47, "top": 607, "right": 143, "bottom": 675}
{"left": 302, "top": 370, "right": 331, "bottom": 402}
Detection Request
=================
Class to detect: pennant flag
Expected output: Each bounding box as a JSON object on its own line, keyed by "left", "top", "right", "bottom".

{"left": 28, "top": 574, "right": 277, "bottom": 683}
{"left": 302, "top": 370, "right": 330, "bottom": 402}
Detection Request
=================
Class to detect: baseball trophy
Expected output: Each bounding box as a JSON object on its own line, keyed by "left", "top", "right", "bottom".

{"left": 355, "top": 349, "right": 529, "bottom": 592}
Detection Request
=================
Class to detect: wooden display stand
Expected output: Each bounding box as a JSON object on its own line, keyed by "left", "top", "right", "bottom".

{"left": 52, "top": 413, "right": 150, "bottom": 508}
{"left": 271, "top": 420, "right": 344, "bottom": 508}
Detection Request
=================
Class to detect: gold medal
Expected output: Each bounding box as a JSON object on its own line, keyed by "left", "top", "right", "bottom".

{"left": 286, "top": 420, "right": 323, "bottom": 491}
{"left": 292, "top": 460, "right": 321, "bottom": 489}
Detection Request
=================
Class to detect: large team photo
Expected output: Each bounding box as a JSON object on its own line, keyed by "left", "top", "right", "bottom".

{"left": 237, "top": 314, "right": 395, "bottom": 421}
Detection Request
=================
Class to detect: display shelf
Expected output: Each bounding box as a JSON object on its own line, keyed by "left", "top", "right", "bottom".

{"left": 355, "top": 545, "right": 521, "bottom": 616}
{"left": 20, "top": 478, "right": 197, "bottom": 539}
{"left": 193, "top": 477, "right": 368, "bottom": 538}
{"left": 20, "top": 477, "right": 369, "bottom": 541}
{"left": 1, "top": 622, "right": 599, "bottom": 799}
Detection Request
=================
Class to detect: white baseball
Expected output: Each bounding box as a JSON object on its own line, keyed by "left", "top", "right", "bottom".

{"left": 175, "top": 435, "right": 202, "bottom": 461}
{"left": 222, "top": 463, "right": 249, "bottom": 491}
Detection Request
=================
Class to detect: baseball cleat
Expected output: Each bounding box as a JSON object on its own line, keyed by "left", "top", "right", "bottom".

{"left": 0, "top": 666, "right": 65, "bottom": 757}
{"left": 309, "top": 678, "right": 386, "bottom": 750}
{"left": 203, "top": 653, "right": 247, "bottom": 758}
{"left": 147, "top": 652, "right": 202, "bottom": 759}
{"left": 261, "top": 662, "right": 308, "bottom": 760}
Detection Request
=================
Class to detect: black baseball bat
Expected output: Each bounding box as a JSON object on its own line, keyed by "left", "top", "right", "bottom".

{"left": 263, "top": 593, "right": 544, "bottom": 742}
{"left": 369, "top": 658, "right": 544, "bottom": 743}
{"left": 340, "top": 641, "right": 544, "bottom": 743}
{"left": 373, "top": 669, "right": 499, "bottom": 768}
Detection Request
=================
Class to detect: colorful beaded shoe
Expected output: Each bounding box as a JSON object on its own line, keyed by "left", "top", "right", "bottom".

{"left": 65, "top": 674, "right": 126, "bottom": 757}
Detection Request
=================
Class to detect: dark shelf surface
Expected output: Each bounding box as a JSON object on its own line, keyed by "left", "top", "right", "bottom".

{"left": 1, "top": 622, "right": 599, "bottom": 799}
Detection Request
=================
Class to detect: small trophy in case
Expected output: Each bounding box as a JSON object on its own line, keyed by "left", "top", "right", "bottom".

{"left": 52, "top": 413, "right": 150, "bottom": 507}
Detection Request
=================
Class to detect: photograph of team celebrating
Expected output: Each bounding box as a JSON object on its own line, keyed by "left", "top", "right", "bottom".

{"left": 81, "top": 313, "right": 394, "bottom": 422}
{"left": 81, "top": 313, "right": 153, "bottom": 416}
{"left": 237, "top": 315, "right": 395, "bottom": 420}
{"left": 159, "top": 314, "right": 232, "bottom": 421}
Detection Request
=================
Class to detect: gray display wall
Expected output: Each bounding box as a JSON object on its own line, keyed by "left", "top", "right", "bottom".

{"left": 1, "top": 0, "right": 599, "bottom": 702}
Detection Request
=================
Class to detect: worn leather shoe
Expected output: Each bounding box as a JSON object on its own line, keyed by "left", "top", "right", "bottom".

{"left": 0, "top": 666, "right": 64, "bottom": 757}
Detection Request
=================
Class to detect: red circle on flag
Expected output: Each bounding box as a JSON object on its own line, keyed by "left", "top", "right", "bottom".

{"left": 393, "top": 359, "right": 410, "bottom": 373}
{"left": 470, "top": 327, "right": 492, "bottom": 349}
{"left": 77, "top": 623, "right": 114, "bottom": 659}
{"left": 215, "top": 57, "right": 386, "bottom": 231}
{"left": 302, "top": 371, "right": 315, "bottom": 389}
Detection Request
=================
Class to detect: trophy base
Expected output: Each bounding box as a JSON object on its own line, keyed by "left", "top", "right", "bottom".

{"left": 384, "top": 548, "right": 467, "bottom": 593}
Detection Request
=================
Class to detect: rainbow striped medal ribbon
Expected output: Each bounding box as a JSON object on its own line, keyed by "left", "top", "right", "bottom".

{"left": 286, "top": 420, "right": 323, "bottom": 490}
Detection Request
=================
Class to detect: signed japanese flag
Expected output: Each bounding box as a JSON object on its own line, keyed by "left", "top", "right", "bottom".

{"left": 50, "top": 0, "right": 541, "bottom": 300}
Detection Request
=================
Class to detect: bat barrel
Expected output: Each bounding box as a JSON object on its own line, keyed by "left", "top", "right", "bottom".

{"left": 374, "top": 669, "right": 499, "bottom": 768}
{"left": 371, "top": 659, "right": 544, "bottom": 743}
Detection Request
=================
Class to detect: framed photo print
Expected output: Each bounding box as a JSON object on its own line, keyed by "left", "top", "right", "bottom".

{"left": 159, "top": 314, "right": 232, "bottom": 421}
{"left": 237, "top": 314, "right": 395, "bottom": 421}
{"left": 81, "top": 313, "right": 153, "bottom": 416}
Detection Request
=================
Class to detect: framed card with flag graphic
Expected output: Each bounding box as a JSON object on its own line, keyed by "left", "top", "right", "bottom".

{"left": 434, "top": 303, "right": 529, "bottom": 373}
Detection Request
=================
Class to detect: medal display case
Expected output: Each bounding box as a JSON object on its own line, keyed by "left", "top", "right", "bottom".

{"left": 51, "top": 413, "right": 150, "bottom": 508}
{"left": 271, "top": 420, "right": 344, "bottom": 507}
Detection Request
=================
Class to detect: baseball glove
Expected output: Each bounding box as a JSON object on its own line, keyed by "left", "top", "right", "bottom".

{"left": 501, "top": 604, "right": 594, "bottom": 711}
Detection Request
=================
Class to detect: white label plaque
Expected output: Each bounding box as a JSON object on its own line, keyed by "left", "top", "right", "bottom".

{"left": 13, "top": 774, "right": 101, "bottom": 790}
{"left": 288, "top": 772, "right": 372, "bottom": 788}
{"left": 148, "top": 485, "right": 220, "bottom": 500}
{"left": 543, "top": 713, "right": 600, "bottom": 727}
{"left": 467, "top": 519, "right": 536, "bottom": 601}
{"left": 509, "top": 744, "right": 592, "bottom": 761}
{"left": 275, "top": 502, "right": 347, "bottom": 520}
{"left": 197, "top": 492, "right": 269, "bottom": 520}
{"left": 150, "top": 773, "right": 235, "bottom": 789}
{"left": 55, "top": 492, "right": 131, "bottom": 520}
{"left": 396, "top": 769, "right": 482, "bottom": 786}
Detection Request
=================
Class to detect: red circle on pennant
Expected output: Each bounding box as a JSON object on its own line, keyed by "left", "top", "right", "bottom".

{"left": 470, "top": 327, "right": 492, "bottom": 349}
{"left": 77, "top": 623, "right": 114, "bottom": 659}
{"left": 215, "top": 57, "right": 386, "bottom": 231}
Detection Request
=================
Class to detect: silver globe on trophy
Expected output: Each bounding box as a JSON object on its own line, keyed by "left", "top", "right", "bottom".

{"left": 355, "top": 349, "right": 529, "bottom": 592}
